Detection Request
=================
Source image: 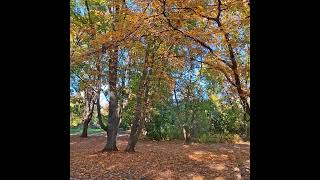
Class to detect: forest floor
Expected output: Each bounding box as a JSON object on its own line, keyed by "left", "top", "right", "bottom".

{"left": 70, "top": 135, "right": 250, "bottom": 180}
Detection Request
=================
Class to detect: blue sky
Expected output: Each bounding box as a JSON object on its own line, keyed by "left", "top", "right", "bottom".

{"left": 100, "top": 92, "right": 108, "bottom": 107}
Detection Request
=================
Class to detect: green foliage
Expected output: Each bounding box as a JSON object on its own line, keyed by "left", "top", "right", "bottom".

{"left": 146, "top": 112, "right": 170, "bottom": 140}
{"left": 70, "top": 116, "right": 82, "bottom": 127}
{"left": 144, "top": 93, "right": 249, "bottom": 143}
{"left": 196, "top": 133, "right": 242, "bottom": 144}
{"left": 119, "top": 120, "right": 130, "bottom": 130}
{"left": 146, "top": 102, "right": 182, "bottom": 140}
{"left": 70, "top": 96, "right": 84, "bottom": 127}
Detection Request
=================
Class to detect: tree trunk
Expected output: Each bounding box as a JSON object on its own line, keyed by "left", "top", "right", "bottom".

{"left": 82, "top": 0, "right": 98, "bottom": 138}
{"left": 80, "top": 119, "right": 89, "bottom": 138}
{"left": 101, "top": 0, "right": 127, "bottom": 151}
{"left": 125, "top": 72, "right": 148, "bottom": 152}
{"left": 191, "top": 105, "right": 195, "bottom": 138}
{"left": 80, "top": 89, "right": 95, "bottom": 138}
{"left": 173, "top": 82, "right": 179, "bottom": 107}
{"left": 182, "top": 55, "right": 194, "bottom": 144}
{"left": 126, "top": 90, "right": 150, "bottom": 151}
{"left": 103, "top": 47, "right": 120, "bottom": 152}
{"left": 125, "top": 108, "right": 143, "bottom": 152}
{"left": 125, "top": 50, "right": 152, "bottom": 152}
{"left": 183, "top": 125, "right": 192, "bottom": 145}
{"left": 80, "top": 104, "right": 95, "bottom": 137}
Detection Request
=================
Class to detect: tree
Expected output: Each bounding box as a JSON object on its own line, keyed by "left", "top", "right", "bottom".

{"left": 70, "top": 0, "right": 250, "bottom": 150}
{"left": 125, "top": 39, "right": 159, "bottom": 152}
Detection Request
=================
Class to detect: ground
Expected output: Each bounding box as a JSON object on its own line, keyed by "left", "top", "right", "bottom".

{"left": 70, "top": 134, "right": 250, "bottom": 180}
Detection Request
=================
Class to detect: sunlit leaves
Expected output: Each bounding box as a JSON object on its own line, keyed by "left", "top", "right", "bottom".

{"left": 70, "top": 0, "right": 250, "bottom": 134}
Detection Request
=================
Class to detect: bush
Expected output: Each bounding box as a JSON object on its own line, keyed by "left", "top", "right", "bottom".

{"left": 146, "top": 122, "right": 182, "bottom": 141}
{"left": 166, "top": 125, "right": 183, "bottom": 140}
{"left": 196, "top": 133, "right": 242, "bottom": 144}
{"left": 146, "top": 124, "right": 162, "bottom": 140}
{"left": 119, "top": 120, "right": 130, "bottom": 130}
{"left": 70, "top": 117, "right": 82, "bottom": 127}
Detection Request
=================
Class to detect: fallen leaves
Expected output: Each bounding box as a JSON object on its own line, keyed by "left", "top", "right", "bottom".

{"left": 70, "top": 135, "right": 250, "bottom": 179}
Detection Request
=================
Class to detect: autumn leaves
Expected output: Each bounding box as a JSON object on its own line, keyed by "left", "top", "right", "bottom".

{"left": 71, "top": 0, "right": 250, "bottom": 151}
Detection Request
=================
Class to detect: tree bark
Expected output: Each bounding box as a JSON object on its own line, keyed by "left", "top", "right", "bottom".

{"left": 213, "top": 1, "right": 250, "bottom": 117}
{"left": 80, "top": 104, "right": 95, "bottom": 137}
{"left": 125, "top": 50, "right": 152, "bottom": 152}
{"left": 125, "top": 80, "right": 145, "bottom": 152}
{"left": 182, "top": 54, "right": 194, "bottom": 144}
{"left": 221, "top": 27, "right": 250, "bottom": 117}
{"left": 82, "top": 0, "right": 100, "bottom": 137}
{"left": 80, "top": 89, "right": 95, "bottom": 138}
{"left": 101, "top": 0, "right": 128, "bottom": 151}
{"left": 103, "top": 47, "right": 120, "bottom": 152}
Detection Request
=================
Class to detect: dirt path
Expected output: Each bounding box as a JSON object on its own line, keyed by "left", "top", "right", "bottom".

{"left": 70, "top": 136, "right": 250, "bottom": 179}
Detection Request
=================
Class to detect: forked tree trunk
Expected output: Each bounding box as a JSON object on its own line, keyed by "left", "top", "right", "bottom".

{"left": 80, "top": 103, "right": 95, "bottom": 138}
{"left": 80, "top": 89, "right": 95, "bottom": 138}
{"left": 125, "top": 99, "right": 150, "bottom": 152}
{"left": 125, "top": 73, "right": 147, "bottom": 152}
{"left": 125, "top": 51, "right": 152, "bottom": 152}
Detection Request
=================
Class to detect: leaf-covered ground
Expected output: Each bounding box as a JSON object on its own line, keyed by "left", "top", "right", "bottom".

{"left": 70, "top": 135, "right": 250, "bottom": 180}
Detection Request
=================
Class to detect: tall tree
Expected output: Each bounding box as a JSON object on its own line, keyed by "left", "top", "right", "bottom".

{"left": 102, "top": 0, "right": 128, "bottom": 151}
{"left": 125, "top": 39, "right": 157, "bottom": 152}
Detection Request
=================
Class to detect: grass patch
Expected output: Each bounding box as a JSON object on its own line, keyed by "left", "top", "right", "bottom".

{"left": 70, "top": 127, "right": 105, "bottom": 135}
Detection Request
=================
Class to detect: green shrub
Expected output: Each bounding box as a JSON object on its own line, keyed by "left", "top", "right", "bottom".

{"left": 196, "top": 133, "right": 242, "bottom": 143}
{"left": 166, "top": 125, "right": 183, "bottom": 140}
{"left": 119, "top": 120, "right": 130, "bottom": 130}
